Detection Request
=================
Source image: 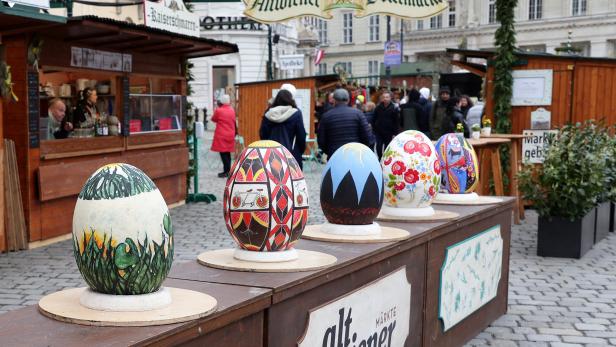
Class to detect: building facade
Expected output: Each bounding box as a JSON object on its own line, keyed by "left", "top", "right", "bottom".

{"left": 310, "top": 0, "right": 616, "bottom": 81}
{"left": 189, "top": 2, "right": 301, "bottom": 111}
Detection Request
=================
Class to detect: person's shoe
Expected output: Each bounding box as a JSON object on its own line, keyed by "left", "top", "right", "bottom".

{"left": 217, "top": 172, "right": 229, "bottom": 178}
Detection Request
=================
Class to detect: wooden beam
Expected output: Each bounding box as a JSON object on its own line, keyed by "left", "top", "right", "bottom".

{"left": 0, "top": 23, "right": 61, "bottom": 36}
{"left": 451, "top": 60, "right": 486, "bottom": 77}
{"left": 64, "top": 30, "right": 120, "bottom": 43}
{"left": 93, "top": 35, "right": 144, "bottom": 46}
{"left": 140, "top": 43, "right": 194, "bottom": 54}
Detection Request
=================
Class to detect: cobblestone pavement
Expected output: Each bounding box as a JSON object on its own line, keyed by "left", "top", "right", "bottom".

{"left": 1, "top": 135, "right": 616, "bottom": 347}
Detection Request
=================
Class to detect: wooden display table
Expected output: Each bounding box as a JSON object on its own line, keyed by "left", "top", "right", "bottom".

{"left": 0, "top": 199, "right": 514, "bottom": 346}
{"left": 0, "top": 278, "right": 270, "bottom": 346}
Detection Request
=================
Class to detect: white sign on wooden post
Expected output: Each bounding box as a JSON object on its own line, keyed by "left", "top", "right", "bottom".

{"left": 511, "top": 70, "right": 553, "bottom": 106}
{"left": 522, "top": 129, "right": 558, "bottom": 164}
{"left": 530, "top": 108, "right": 551, "bottom": 130}
{"left": 298, "top": 267, "right": 411, "bottom": 347}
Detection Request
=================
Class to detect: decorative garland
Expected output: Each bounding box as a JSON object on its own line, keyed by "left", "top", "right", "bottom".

{"left": 27, "top": 35, "right": 44, "bottom": 72}
{"left": 0, "top": 62, "right": 18, "bottom": 102}
{"left": 492, "top": 0, "right": 518, "bottom": 192}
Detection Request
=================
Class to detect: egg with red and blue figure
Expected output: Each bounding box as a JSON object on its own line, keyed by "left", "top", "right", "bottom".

{"left": 223, "top": 140, "right": 309, "bottom": 254}
{"left": 381, "top": 130, "right": 440, "bottom": 208}
{"left": 320, "top": 143, "right": 383, "bottom": 225}
{"left": 435, "top": 133, "right": 479, "bottom": 194}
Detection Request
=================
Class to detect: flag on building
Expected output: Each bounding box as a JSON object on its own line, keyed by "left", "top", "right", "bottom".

{"left": 314, "top": 49, "right": 325, "bottom": 65}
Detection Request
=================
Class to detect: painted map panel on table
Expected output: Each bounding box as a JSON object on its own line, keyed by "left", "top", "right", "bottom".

{"left": 439, "top": 225, "right": 503, "bottom": 331}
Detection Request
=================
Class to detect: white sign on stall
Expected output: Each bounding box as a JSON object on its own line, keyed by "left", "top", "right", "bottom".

{"left": 511, "top": 70, "right": 553, "bottom": 106}
{"left": 298, "top": 267, "right": 411, "bottom": 347}
{"left": 279, "top": 54, "right": 305, "bottom": 71}
{"left": 530, "top": 108, "right": 551, "bottom": 130}
{"left": 144, "top": 0, "right": 200, "bottom": 37}
{"left": 272, "top": 88, "right": 311, "bottom": 134}
{"left": 522, "top": 129, "right": 558, "bottom": 164}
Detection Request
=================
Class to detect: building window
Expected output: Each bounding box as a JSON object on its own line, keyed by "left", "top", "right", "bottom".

{"left": 529, "top": 0, "right": 542, "bottom": 20}
{"left": 343, "top": 13, "right": 353, "bottom": 44}
{"left": 369, "top": 15, "right": 380, "bottom": 41}
{"left": 317, "top": 19, "right": 328, "bottom": 44}
{"left": 339, "top": 62, "right": 352, "bottom": 75}
{"left": 317, "top": 63, "right": 328, "bottom": 75}
{"left": 430, "top": 14, "right": 442, "bottom": 29}
{"left": 448, "top": 0, "right": 456, "bottom": 27}
{"left": 488, "top": 0, "right": 497, "bottom": 24}
{"left": 368, "top": 60, "right": 379, "bottom": 85}
{"left": 572, "top": 0, "right": 587, "bottom": 16}
{"left": 417, "top": 19, "right": 424, "bottom": 31}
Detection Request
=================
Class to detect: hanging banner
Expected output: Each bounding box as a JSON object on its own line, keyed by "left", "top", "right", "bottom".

{"left": 384, "top": 40, "right": 402, "bottom": 67}
{"left": 243, "top": 0, "right": 447, "bottom": 23}
{"left": 144, "top": 0, "right": 200, "bottom": 37}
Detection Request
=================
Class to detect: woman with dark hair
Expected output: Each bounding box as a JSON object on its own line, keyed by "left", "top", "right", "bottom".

{"left": 74, "top": 87, "right": 98, "bottom": 127}
{"left": 259, "top": 89, "right": 307, "bottom": 168}
{"left": 459, "top": 94, "right": 474, "bottom": 117}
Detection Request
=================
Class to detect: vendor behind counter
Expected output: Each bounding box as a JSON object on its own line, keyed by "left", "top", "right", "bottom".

{"left": 46, "top": 98, "right": 73, "bottom": 140}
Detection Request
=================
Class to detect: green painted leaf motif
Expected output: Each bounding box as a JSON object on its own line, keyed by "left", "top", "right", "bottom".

{"left": 163, "top": 214, "right": 173, "bottom": 236}
{"left": 114, "top": 242, "right": 139, "bottom": 270}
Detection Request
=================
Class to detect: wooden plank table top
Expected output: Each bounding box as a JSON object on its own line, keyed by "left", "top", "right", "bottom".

{"left": 0, "top": 278, "right": 270, "bottom": 347}
{"left": 170, "top": 198, "right": 516, "bottom": 304}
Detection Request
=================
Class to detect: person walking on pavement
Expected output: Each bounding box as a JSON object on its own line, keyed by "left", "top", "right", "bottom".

{"left": 373, "top": 91, "right": 400, "bottom": 160}
{"left": 318, "top": 89, "right": 373, "bottom": 158}
{"left": 259, "top": 88, "right": 307, "bottom": 169}
{"left": 400, "top": 89, "right": 427, "bottom": 133}
{"left": 429, "top": 86, "right": 451, "bottom": 140}
{"left": 210, "top": 94, "right": 237, "bottom": 178}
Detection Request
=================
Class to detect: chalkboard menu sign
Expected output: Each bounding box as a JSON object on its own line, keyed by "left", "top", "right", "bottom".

{"left": 121, "top": 76, "right": 130, "bottom": 136}
{"left": 27, "top": 72, "right": 40, "bottom": 148}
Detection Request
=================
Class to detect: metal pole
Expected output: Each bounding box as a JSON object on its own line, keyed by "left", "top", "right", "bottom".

{"left": 385, "top": 16, "right": 391, "bottom": 89}
{"left": 66, "top": 0, "right": 73, "bottom": 17}
{"left": 267, "top": 24, "right": 273, "bottom": 80}
{"left": 400, "top": 19, "right": 404, "bottom": 64}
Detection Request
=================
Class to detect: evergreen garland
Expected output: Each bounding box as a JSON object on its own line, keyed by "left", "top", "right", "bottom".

{"left": 493, "top": 0, "right": 517, "bottom": 134}
{"left": 492, "top": 0, "right": 518, "bottom": 192}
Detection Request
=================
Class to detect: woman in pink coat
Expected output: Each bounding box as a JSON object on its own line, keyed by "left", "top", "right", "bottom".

{"left": 211, "top": 95, "right": 236, "bottom": 177}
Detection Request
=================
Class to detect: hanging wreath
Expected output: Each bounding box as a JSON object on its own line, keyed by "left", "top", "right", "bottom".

{"left": 27, "top": 35, "right": 44, "bottom": 72}
{"left": 0, "top": 62, "right": 19, "bottom": 102}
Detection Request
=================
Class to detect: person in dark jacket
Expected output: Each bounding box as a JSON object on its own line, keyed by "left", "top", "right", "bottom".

{"left": 419, "top": 87, "right": 432, "bottom": 124}
{"left": 259, "top": 89, "right": 307, "bottom": 169}
{"left": 400, "top": 89, "right": 427, "bottom": 133}
{"left": 459, "top": 94, "right": 474, "bottom": 117}
{"left": 443, "top": 97, "right": 469, "bottom": 138}
{"left": 318, "top": 89, "right": 373, "bottom": 158}
{"left": 429, "top": 86, "right": 451, "bottom": 140}
{"left": 74, "top": 87, "right": 98, "bottom": 127}
{"left": 373, "top": 91, "right": 400, "bottom": 160}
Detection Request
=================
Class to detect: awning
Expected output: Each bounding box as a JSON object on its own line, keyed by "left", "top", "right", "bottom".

{"left": 60, "top": 16, "right": 238, "bottom": 58}
{"left": 0, "top": 3, "right": 66, "bottom": 34}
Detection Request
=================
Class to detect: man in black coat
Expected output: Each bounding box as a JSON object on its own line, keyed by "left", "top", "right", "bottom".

{"left": 318, "top": 89, "right": 374, "bottom": 158}
{"left": 373, "top": 91, "right": 400, "bottom": 160}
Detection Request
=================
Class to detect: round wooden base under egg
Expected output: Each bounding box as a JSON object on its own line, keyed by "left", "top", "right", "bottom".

{"left": 376, "top": 209, "right": 460, "bottom": 222}
{"left": 302, "top": 225, "right": 410, "bottom": 243}
{"left": 432, "top": 196, "right": 503, "bottom": 205}
{"left": 38, "top": 287, "right": 217, "bottom": 327}
{"left": 197, "top": 249, "right": 337, "bottom": 273}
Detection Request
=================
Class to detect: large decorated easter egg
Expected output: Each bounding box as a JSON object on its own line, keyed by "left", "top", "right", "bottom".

{"left": 320, "top": 143, "right": 383, "bottom": 225}
{"left": 381, "top": 130, "right": 440, "bottom": 209}
{"left": 72, "top": 163, "right": 173, "bottom": 295}
{"left": 223, "top": 140, "right": 309, "bottom": 255}
{"left": 435, "top": 133, "right": 479, "bottom": 194}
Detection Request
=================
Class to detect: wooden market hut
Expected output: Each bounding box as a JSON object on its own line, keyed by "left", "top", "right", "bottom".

{"left": 1, "top": 13, "right": 237, "bottom": 246}
{"left": 448, "top": 48, "right": 616, "bottom": 132}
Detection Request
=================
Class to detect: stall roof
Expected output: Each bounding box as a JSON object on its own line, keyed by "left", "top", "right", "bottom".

{"left": 447, "top": 48, "right": 616, "bottom": 64}
{"left": 0, "top": 3, "right": 66, "bottom": 34}
{"left": 235, "top": 74, "right": 339, "bottom": 87}
{"left": 0, "top": 12, "right": 238, "bottom": 58}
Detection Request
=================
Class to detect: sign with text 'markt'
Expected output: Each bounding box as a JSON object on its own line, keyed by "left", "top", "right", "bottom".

{"left": 243, "top": 0, "right": 447, "bottom": 23}
{"left": 298, "top": 267, "right": 411, "bottom": 347}
{"left": 145, "top": 0, "right": 200, "bottom": 37}
{"left": 522, "top": 130, "right": 558, "bottom": 164}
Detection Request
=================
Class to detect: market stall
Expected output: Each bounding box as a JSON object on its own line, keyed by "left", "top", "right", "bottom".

{"left": 2, "top": 15, "right": 237, "bottom": 242}
{"left": 235, "top": 75, "right": 339, "bottom": 145}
